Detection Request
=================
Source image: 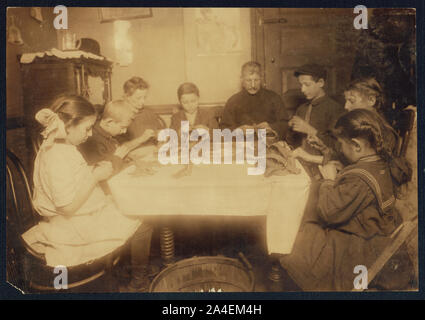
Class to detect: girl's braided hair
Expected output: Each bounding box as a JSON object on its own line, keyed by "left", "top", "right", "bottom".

{"left": 334, "top": 109, "right": 411, "bottom": 190}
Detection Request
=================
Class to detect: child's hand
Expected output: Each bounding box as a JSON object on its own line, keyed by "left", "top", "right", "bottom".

{"left": 115, "top": 144, "right": 131, "bottom": 159}
{"left": 93, "top": 161, "right": 113, "bottom": 181}
{"left": 306, "top": 135, "right": 326, "bottom": 150}
{"left": 289, "top": 116, "right": 317, "bottom": 135}
{"left": 318, "top": 162, "right": 337, "bottom": 180}
{"left": 292, "top": 147, "right": 311, "bottom": 160}
{"left": 141, "top": 129, "right": 156, "bottom": 142}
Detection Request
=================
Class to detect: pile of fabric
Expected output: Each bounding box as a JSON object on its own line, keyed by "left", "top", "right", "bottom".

{"left": 264, "top": 141, "right": 301, "bottom": 177}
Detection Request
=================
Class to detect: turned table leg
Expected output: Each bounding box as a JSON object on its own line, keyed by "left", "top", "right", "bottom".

{"left": 159, "top": 226, "right": 175, "bottom": 266}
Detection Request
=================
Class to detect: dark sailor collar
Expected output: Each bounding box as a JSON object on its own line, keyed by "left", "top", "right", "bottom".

{"left": 357, "top": 154, "right": 382, "bottom": 163}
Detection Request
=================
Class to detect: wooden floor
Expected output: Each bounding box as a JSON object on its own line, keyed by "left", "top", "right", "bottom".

{"left": 112, "top": 217, "right": 303, "bottom": 293}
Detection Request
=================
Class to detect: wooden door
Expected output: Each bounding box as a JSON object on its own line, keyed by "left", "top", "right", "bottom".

{"left": 252, "top": 8, "right": 357, "bottom": 98}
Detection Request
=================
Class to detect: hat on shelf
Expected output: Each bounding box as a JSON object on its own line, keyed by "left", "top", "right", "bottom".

{"left": 76, "top": 38, "right": 101, "bottom": 56}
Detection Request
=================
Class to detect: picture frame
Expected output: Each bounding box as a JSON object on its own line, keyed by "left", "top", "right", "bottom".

{"left": 98, "top": 7, "right": 153, "bottom": 23}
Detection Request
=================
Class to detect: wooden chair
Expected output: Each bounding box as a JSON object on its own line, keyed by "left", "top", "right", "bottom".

{"left": 353, "top": 216, "right": 418, "bottom": 291}
{"left": 393, "top": 108, "right": 416, "bottom": 157}
{"left": 6, "top": 148, "right": 125, "bottom": 293}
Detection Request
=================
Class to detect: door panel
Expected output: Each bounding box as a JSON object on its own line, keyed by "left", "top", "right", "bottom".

{"left": 253, "top": 8, "right": 356, "bottom": 98}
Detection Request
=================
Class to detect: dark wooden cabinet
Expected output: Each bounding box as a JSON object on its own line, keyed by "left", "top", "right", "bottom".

{"left": 19, "top": 53, "right": 113, "bottom": 164}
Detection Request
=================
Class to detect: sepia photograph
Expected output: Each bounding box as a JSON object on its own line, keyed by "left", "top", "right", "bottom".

{"left": 5, "top": 6, "right": 418, "bottom": 294}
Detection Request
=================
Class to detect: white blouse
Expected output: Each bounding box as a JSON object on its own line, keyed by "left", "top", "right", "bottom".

{"left": 32, "top": 143, "right": 105, "bottom": 217}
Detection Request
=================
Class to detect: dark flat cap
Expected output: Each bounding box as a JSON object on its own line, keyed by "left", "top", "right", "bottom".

{"left": 294, "top": 63, "right": 327, "bottom": 80}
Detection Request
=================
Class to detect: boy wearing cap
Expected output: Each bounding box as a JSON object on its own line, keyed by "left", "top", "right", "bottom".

{"left": 286, "top": 63, "right": 344, "bottom": 178}
{"left": 287, "top": 64, "right": 343, "bottom": 152}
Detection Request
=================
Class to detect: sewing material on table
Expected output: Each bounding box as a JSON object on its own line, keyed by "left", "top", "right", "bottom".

{"left": 131, "top": 159, "right": 160, "bottom": 177}
{"left": 265, "top": 141, "right": 301, "bottom": 177}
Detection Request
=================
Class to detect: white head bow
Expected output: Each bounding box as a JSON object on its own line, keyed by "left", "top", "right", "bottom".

{"left": 35, "top": 108, "right": 67, "bottom": 149}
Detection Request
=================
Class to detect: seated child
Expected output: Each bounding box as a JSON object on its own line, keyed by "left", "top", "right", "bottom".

{"left": 280, "top": 109, "right": 412, "bottom": 291}
{"left": 343, "top": 77, "right": 399, "bottom": 154}
{"left": 286, "top": 63, "right": 344, "bottom": 151}
{"left": 122, "top": 76, "right": 166, "bottom": 140}
{"left": 170, "top": 82, "right": 219, "bottom": 134}
{"left": 79, "top": 99, "right": 156, "bottom": 173}
{"left": 286, "top": 63, "right": 344, "bottom": 179}
{"left": 295, "top": 77, "right": 400, "bottom": 166}
{"left": 22, "top": 95, "right": 154, "bottom": 292}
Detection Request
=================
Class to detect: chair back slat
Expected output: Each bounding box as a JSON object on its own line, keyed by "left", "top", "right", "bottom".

{"left": 393, "top": 108, "right": 416, "bottom": 157}
{"left": 6, "top": 148, "right": 40, "bottom": 235}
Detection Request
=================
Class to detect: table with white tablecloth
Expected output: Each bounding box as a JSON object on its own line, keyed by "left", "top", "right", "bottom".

{"left": 108, "top": 160, "right": 311, "bottom": 255}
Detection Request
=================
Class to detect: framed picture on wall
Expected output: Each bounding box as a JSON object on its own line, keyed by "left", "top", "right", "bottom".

{"left": 186, "top": 8, "right": 242, "bottom": 56}
{"left": 98, "top": 8, "right": 153, "bottom": 23}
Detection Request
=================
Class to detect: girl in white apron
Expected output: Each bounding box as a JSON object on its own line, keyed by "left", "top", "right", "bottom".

{"left": 23, "top": 95, "right": 153, "bottom": 291}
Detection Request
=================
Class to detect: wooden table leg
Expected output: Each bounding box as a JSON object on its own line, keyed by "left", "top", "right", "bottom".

{"left": 268, "top": 253, "right": 284, "bottom": 282}
{"left": 159, "top": 226, "right": 175, "bottom": 266}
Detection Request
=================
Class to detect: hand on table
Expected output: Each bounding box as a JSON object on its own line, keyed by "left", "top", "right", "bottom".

{"left": 132, "top": 166, "right": 158, "bottom": 177}
{"left": 118, "top": 129, "right": 157, "bottom": 159}
{"left": 93, "top": 161, "right": 113, "bottom": 181}
{"left": 289, "top": 116, "right": 317, "bottom": 135}
{"left": 131, "top": 158, "right": 160, "bottom": 177}
{"left": 127, "top": 144, "right": 158, "bottom": 161}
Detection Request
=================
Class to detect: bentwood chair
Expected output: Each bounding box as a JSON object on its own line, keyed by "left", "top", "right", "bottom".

{"left": 393, "top": 107, "right": 416, "bottom": 157}
{"left": 6, "top": 148, "right": 125, "bottom": 293}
